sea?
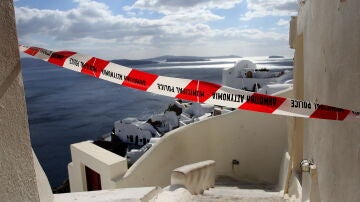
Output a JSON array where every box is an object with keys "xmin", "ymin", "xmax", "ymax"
[{"xmin": 21, "ymin": 56, "xmax": 293, "ymax": 187}]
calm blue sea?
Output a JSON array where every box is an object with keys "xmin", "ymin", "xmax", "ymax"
[{"xmin": 21, "ymin": 56, "xmax": 292, "ymax": 187}]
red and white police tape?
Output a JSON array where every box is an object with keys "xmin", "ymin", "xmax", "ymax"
[{"xmin": 19, "ymin": 45, "xmax": 360, "ymax": 121}]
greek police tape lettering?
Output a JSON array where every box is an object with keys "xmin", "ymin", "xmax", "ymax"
[{"xmin": 19, "ymin": 45, "xmax": 360, "ymax": 121}]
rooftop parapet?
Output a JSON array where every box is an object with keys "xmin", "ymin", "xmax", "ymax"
[{"xmin": 68, "ymin": 141, "xmax": 128, "ymax": 192}]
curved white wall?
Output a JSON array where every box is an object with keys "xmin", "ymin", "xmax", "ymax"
[{"xmin": 115, "ymin": 89, "xmax": 293, "ymax": 188}]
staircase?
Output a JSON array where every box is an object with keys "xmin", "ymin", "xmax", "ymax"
[{"xmin": 192, "ymin": 176, "xmax": 285, "ymax": 202}]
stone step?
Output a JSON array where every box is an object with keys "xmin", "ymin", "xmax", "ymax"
[
  {"xmin": 192, "ymin": 176, "xmax": 284, "ymax": 202},
  {"xmin": 192, "ymin": 186, "xmax": 284, "ymax": 202}
]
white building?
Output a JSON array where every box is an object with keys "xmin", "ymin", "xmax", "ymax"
[
  {"xmin": 114, "ymin": 118, "xmax": 160, "ymax": 146},
  {"xmin": 222, "ymin": 60, "xmax": 293, "ymax": 93}
]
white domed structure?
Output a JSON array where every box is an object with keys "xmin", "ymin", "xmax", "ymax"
[{"xmin": 222, "ymin": 59, "xmax": 293, "ymax": 93}]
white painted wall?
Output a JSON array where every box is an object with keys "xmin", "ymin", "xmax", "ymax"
[
  {"xmin": 298, "ymin": 1, "xmax": 360, "ymax": 201},
  {"xmin": 112, "ymin": 89, "xmax": 292, "ymax": 188},
  {"xmin": 33, "ymin": 151, "xmax": 54, "ymax": 202},
  {"xmin": 0, "ymin": 0, "xmax": 41, "ymax": 201},
  {"xmin": 68, "ymin": 141, "xmax": 128, "ymax": 192}
]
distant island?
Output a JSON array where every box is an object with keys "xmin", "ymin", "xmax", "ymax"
[
  {"xmin": 268, "ymin": 56, "xmax": 284, "ymax": 58},
  {"xmin": 147, "ymin": 55, "xmax": 241, "ymax": 62},
  {"xmin": 111, "ymin": 59, "xmax": 158, "ymax": 66},
  {"xmin": 165, "ymin": 57, "xmax": 210, "ymax": 62},
  {"xmin": 205, "ymin": 55, "xmax": 241, "ymax": 59}
]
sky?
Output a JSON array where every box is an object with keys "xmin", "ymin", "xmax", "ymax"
[{"xmin": 15, "ymin": 0, "xmax": 297, "ymax": 59}]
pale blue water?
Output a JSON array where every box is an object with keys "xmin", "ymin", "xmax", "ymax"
[{"xmin": 21, "ymin": 57, "xmax": 292, "ymax": 187}]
